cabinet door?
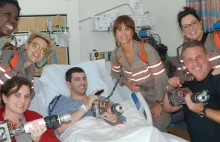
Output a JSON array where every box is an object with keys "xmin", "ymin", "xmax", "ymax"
[{"xmin": 16, "ymin": 15, "xmax": 66, "ymax": 32}]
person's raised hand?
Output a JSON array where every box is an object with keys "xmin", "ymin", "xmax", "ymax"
[
  {"xmin": 168, "ymin": 77, "xmax": 182, "ymax": 88},
  {"xmin": 85, "ymin": 90, "xmax": 100, "ymax": 110},
  {"xmin": 101, "ymin": 112, "xmax": 118, "ymax": 123},
  {"xmin": 30, "ymin": 122, "xmax": 47, "ymax": 142},
  {"xmin": 185, "ymin": 94, "xmax": 204, "ymax": 113}
]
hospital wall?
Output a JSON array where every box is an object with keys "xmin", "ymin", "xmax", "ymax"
[
  {"xmin": 79, "ymin": 0, "xmax": 186, "ymax": 61},
  {"xmin": 19, "ymin": 0, "xmax": 185, "ymax": 64}
]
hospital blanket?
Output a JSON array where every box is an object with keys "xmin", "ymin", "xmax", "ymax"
[{"xmin": 60, "ymin": 117, "xmax": 180, "ymax": 142}]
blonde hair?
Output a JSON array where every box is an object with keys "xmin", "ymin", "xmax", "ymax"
[{"xmin": 26, "ymin": 31, "xmax": 55, "ymax": 56}]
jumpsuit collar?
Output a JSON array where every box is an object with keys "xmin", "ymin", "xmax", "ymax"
[
  {"xmin": 132, "ymin": 40, "xmax": 148, "ymax": 69},
  {"xmin": 116, "ymin": 40, "xmax": 146, "ymax": 70}
]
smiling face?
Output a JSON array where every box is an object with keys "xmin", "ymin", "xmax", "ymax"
[
  {"xmin": 183, "ymin": 46, "xmax": 211, "ymax": 81},
  {"xmin": 181, "ymin": 14, "xmax": 203, "ymax": 40},
  {"xmin": 115, "ymin": 23, "xmax": 133, "ymax": 46},
  {"xmin": 67, "ymin": 72, "xmax": 88, "ymax": 96},
  {"xmin": 25, "ymin": 37, "xmax": 48, "ymax": 63},
  {"xmin": 0, "ymin": 3, "xmax": 19, "ymax": 37},
  {"xmin": 3, "ymin": 85, "xmax": 31, "ymax": 115}
]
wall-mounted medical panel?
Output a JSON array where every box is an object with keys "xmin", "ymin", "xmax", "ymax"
[
  {"xmin": 91, "ymin": 15, "xmax": 154, "ymax": 32},
  {"xmin": 130, "ymin": 15, "xmax": 154, "ymax": 31},
  {"xmin": 91, "ymin": 16, "xmax": 115, "ymax": 32}
]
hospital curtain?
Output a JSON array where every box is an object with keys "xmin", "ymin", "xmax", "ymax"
[{"xmin": 186, "ymin": 0, "xmax": 220, "ymax": 32}]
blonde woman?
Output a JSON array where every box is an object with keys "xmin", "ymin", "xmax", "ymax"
[{"xmin": 0, "ymin": 31, "xmax": 54, "ymax": 83}]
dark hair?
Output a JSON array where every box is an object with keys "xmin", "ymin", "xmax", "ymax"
[
  {"xmin": 181, "ymin": 40, "xmax": 207, "ymax": 59},
  {"xmin": 113, "ymin": 15, "xmax": 140, "ymax": 47},
  {"xmin": 0, "ymin": 0, "xmax": 21, "ymax": 16},
  {"xmin": 65, "ymin": 67, "xmax": 85, "ymax": 82},
  {"xmin": 1, "ymin": 76, "xmax": 32, "ymax": 104},
  {"xmin": 177, "ymin": 7, "xmax": 201, "ymax": 28}
]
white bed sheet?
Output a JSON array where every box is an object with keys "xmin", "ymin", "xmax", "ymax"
[
  {"xmin": 60, "ymin": 117, "xmax": 167, "ymax": 142},
  {"xmin": 60, "ymin": 100, "xmax": 187, "ymax": 142}
]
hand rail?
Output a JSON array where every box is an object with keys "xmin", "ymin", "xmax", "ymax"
[{"xmin": 135, "ymin": 91, "xmax": 153, "ymax": 126}]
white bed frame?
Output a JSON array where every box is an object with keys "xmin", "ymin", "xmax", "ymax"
[{"xmin": 134, "ymin": 91, "xmax": 153, "ymax": 126}]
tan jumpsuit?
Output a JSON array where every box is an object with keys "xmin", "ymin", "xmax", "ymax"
[
  {"xmin": 0, "ymin": 50, "xmax": 35, "ymax": 82},
  {"xmin": 111, "ymin": 40, "xmax": 170, "ymax": 132}
]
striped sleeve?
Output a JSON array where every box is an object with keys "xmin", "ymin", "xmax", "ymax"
[
  {"xmin": 110, "ymin": 48, "xmax": 126, "ymax": 85},
  {"xmin": 144, "ymin": 43, "xmax": 168, "ymax": 101}
]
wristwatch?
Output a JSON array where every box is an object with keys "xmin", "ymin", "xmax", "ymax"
[{"xmin": 198, "ymin": 106, "xmax": 206, "ymax": 117}]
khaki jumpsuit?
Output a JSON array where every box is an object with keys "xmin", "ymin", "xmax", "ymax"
[
  {"xmin": 111, "ymin": 40, "xmax": 170, "ymax": 132},
  {"xmin": 0, "ymin": 50, "xmax": 35, "ymax": 81}
]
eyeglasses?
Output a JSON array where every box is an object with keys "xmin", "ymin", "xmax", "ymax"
[
  {"xmin": 31, "ymin": 42, "xmax": 47, "ymax": 55},
  {"xmin": 181, "ymin": 20, "xmax": 199, "ymax": 31}
]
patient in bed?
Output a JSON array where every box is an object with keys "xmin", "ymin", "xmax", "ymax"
[{"xmin": 48, "ymin": 67, "xmax": 126, "ymax": 136}]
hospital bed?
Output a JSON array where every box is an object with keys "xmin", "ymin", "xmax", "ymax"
[{"xmin": 29, "ymin": 60, "xmax": 188, "ymax": 142}]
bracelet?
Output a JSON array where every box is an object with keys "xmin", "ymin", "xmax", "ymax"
[
  {"xmin": 81, "ymin": 104, "xmax": 88, "ymax": 112},
  {"xmin": 111, "ymin": 117, "xmax": 118, "ymax": 123}
]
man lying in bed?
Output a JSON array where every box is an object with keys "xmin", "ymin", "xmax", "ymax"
[{"xmin": 48, "ymin": 67, "xmax": 126, "ymax": 136}]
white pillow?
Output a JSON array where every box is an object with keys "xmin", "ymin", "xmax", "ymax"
[
  {"xmin": 39, "ymin": 64, "xmax": 71, "ymax": 96},
  {"xmin": 39, "ymin": 60, "xmax": 119, "ymax": 98}
]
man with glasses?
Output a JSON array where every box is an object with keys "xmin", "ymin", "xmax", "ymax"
[{"xmin": 163, "ymin": 40, "xmax": 220, "ymax": 142}]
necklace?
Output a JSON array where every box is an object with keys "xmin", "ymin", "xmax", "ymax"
[{"xmin": 35, "ymin": 61, "xmax": 48, "ymax": 69}]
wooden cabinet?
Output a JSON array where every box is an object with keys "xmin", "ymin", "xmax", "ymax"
[{"xmin": 16, "ymin": 15, "xmax": 66, "ymax": 32}]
